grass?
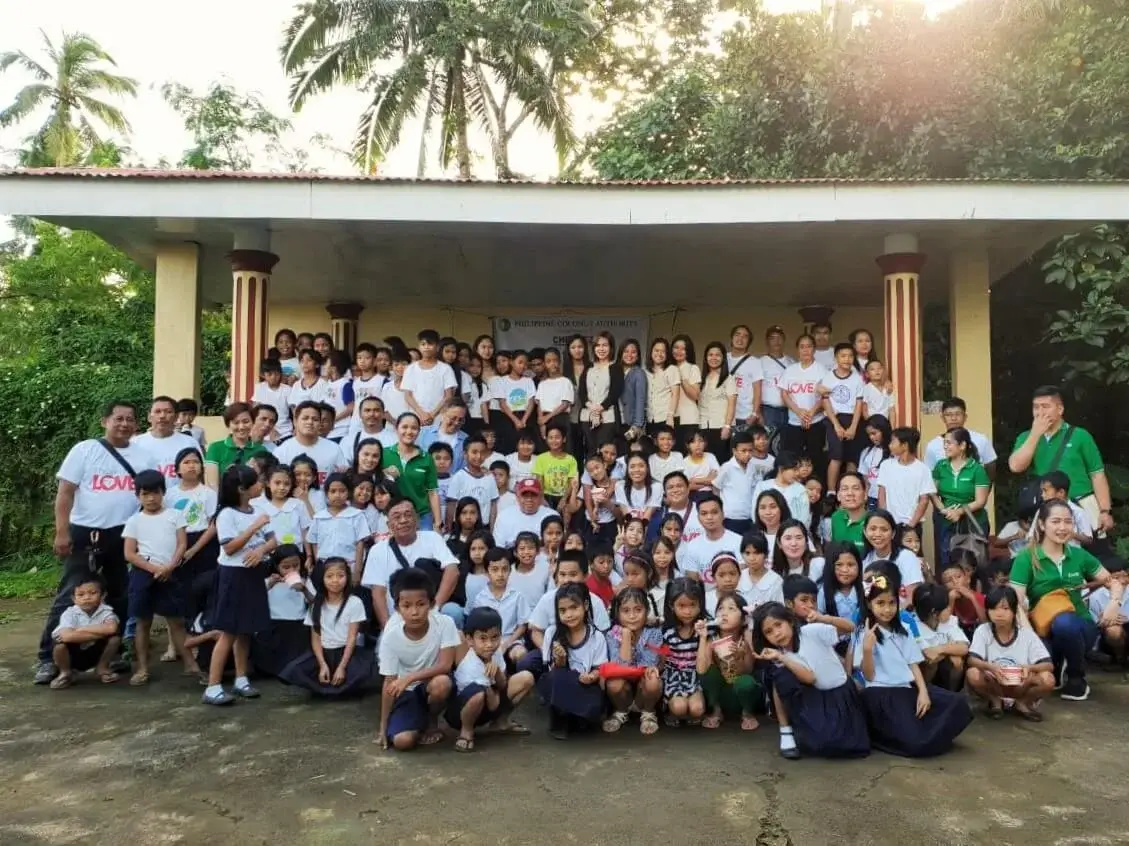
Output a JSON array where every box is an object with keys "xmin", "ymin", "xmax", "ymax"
[{"xmin": 0, "ymin": 553, "xmax": 60, "ymax": 600}]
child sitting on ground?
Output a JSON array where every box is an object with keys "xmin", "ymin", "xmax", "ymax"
[
  {"xmin": 910, "ymin": 583, "xmax": 969, "ymax": 692},
  {"xmin": 280, "ymin": 557, "xmax": 371, "ymax": 696},
  {"xmin": 662, "ymin": 577, "xmax": 708, "ymax": 726},
  {"xmin": 253, "ymin": 545, "xmax": 315, "ymax": 678},
  {"xmin": 603, "ymin": 587, "xmax": 664, "ymax": 735},
  {"xmin": 1088, "ymin": 556, "xmax": 1129, "ymax": 670},
  {"xmin": 937, "ymin": 557, "xmax": 986, "ymax": 639},
  {"xmin": 448, "ymin": 607, "xmax": 535, "ymax": 752},
  {"xmin": 967, "ymin": 586, "xmax": 1055, "ymax": 721},
  {"xmin": 466, "ymin": 547, "xmax": 531, "ymax": 667},
  {"xmin": 49, "ymin": 577, "xmax": 122, "ymax": 689},
  {"xmin": 538, "ymin": 582, "xmax": 608, "ymax": 740},
  {"xmin": 698, "ymin": 592, "xmax": 761, "ymax": 731},
  {"xmin": 123, "ymin": 469, "xmax": 199, "ymax": 686},
  {"xmin": 378, "ymin": 568, "xmax": 458, "ymax": 750}
]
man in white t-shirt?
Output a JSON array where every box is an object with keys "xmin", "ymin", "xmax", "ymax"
[
  {"xmin": 493, "ymin": 478, "xmax": 559, "ymax": 547},
  {"xmin": 811, "ymin": 321, "xmax": 837, "ymax": 370},
  {"xmin": 727, "ymin": 324, "xmax": 764, "ymax": 430},
  {"xmin": 35, "ymin": 400, "xmax": 158, "ymax": 684},
  {"xmin": 401, "ymin": 330, "xmax": 458, "ymax": 426},
  {"xmin": 676, "ymin": 494, "xmax": 743, "ymax": 589},
  {"xmin": 345, "ymin": 396, "xmax": 399, "ymax": 457},
  {"xmin": 132, "ymin": 396, "xmax": 200, "ymax": 487},
  {"xmin": 272, "ymin": 401, "xmax": 349, "ymax": 485},
  {"xmin": 922, "ymin": 397, "xmax": 998, "ymax": 477},
  {"xmin": 360, "ymin": 498, "xmax": 461, "ymax": 627},
  {"xmin": 759, "ymin": 326, "xmax": 796, "ymax": 433}
]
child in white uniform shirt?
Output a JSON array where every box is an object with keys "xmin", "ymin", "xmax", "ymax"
[
  {"xmin": 307, "ymin": 474, "xmax": 370, "ymax": 582},
  {"xmin": 715, "ymin": 432, "xmax": 759, "ymax": 533},
  {"xmin": 1087, "ymin": 558, "xmax": 1129, "ymax": 667},
  {"xmin": 49, "ymin": 577, "xmax": 122, "ymax": 688},
  {"xmin": 538, "ymin": 582, "xmax": 610, "ymax": 739},
  {"xmin": 876, "ymin": 427, "xmax": 935, "ymax": 528},
  {"xmin": 449, "ymin": 607, "xmax": 536, "ymax": 750},
  {"xmin": 252, "ymin": 359, "xmax": 293, "ymax": 439},
  {"xmin": 467, "ymin": 548, "xmax": 531, "ymax": 667},
  {"xmin": 253, "ymin": 545, "xmax": 314, "ymax": 678},
  {"xmin": 520, "ymin": 550, "xmax": 611, "ymax": 679},
  {"xmin": 280, "ymin": 557, "xmax": 371, "ymax": 696},
  {"xmin": 401, "ymin": 330, "xmax": 458, "ymax": 424}
]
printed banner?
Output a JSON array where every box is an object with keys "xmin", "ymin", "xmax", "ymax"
[{"xmin": 492, "ymin": 315, "xmax": 650, "ymax": 352}]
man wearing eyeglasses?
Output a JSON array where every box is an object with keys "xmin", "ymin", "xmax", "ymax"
[{"xmin": 419, "ymin": 402, "xmax": 470, "ymax": 473}]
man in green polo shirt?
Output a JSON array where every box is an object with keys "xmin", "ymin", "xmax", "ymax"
[
  {"xmin": 1008, "ymin": 385, "xmax": 1114, "ymax": 535},
  {"xmin": 829, "ymin": 471, "xmax": 867, "ymax": 551}
]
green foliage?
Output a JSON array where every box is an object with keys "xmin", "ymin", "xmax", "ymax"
[
  {"xmin": 162, "ymin": 81, "xmax": 293, "ymax": 171},
  {"xmin": 0, "ymin": 30, "xmax": 137, "ymax": 167},
  {"xmin": 0, "ymin": 222, "xmax": 229, "ymax": 553},
  {"xmin": 0, "ymin": 556, "xmax": 61, "ymax": 600}
]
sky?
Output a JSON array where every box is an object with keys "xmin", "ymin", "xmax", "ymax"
[{"xmin": 0, "ymin": 0, "xmax": 967, "ymax": 179}]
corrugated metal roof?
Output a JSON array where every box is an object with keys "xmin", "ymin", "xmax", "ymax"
[{"xmin": 1, "ymin": 167, "xmax": 1127, "ymax": 187}]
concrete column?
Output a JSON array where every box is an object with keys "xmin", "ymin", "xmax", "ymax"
[
  {"xmin": 327, "ymin": 302, "xmax": 364, "ymax": 355},
  {"xmin": 877, "ymin": 234, "xmax": 926, "ymax": 430},
  {"xmin": 949, "ymin": 249, "xmax": 993, "ymax": 436},
  {"xmin": 153, "ymin": 242, "xmax": 201, "ymax": 400},
  {"xmin": 229, "ymin": 249, "xmax": 279, "ymax": 402}
]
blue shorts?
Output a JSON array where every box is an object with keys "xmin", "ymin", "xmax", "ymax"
[
  {"xmin": 385, "ymin": 686, "xmax": 432, "ymax": 740},
  {"xmin": 446, "ymin": 682, "xmax": 508, "ymax": 729},
  {"xmin": 127, "ymin": 567, "xmax": 185, "ymax": 620}
]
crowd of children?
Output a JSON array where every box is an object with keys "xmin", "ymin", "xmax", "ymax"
[{"xmin": 42, "ymin": 322, "xmax": 1129, "ymax": 761}]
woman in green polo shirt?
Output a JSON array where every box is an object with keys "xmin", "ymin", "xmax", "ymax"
[
  {"xmin": 1010, "ymin": 499, "xmax": 1124, "ymax": 702},
  {"xmin": 930, "ymin": 428, "xmax": 990, "ymax": 566},
  {"xmin": 204, "ymin": 402, "xmax": 268, "ymax": 489},
  {"xmin": 382, "ymin": 412, "xmax": 442, "ymax": 532}
]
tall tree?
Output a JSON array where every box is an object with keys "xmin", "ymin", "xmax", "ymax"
[
  {"xmin": 281, "ymin": 0, "xmax": 594, "ymax": 178},
  {"xmin": 0, "ymin": 31, "xmax": 137, "ymax": 167}
]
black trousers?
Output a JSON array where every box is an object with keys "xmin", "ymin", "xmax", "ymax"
[
  {"xmin": 38, "ymin": 524, "xmax": 128, "ymax": 662},
  {"xmin": 782, "ymin": 423, "xmax": 827, "ymax": 477}
]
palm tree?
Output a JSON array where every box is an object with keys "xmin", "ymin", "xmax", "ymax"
[
  {"xmin": 281, "ymin": 0, "xmax": 591, "ymax": 178},
  {"xmin": 0, "ymin": 31, "xmax": 137, "ymax": 167}
]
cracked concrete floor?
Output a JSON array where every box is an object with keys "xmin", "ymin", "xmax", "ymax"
[{"xmin": 2, "ymin": 599, "xmax": 1128, "ymax": 846}]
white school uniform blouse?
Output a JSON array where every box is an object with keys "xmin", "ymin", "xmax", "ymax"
[
  {"xmin": 697, "ymin": 373, "xmax": 737, "ymax": 429},
  {"xmin": 289, "ymin": 377, "xmax": 330, "ymax": 408},
  {"xmin": 380, "ymin": 380, "xmax": 410, "ymax": 421},
  {"xmin": 267, "ymin": 581, "xmax": 308, "ymax": 620},
  {"xmin": 674, "ymin": 362, "xmax": 702, "ymax": 425},
  {"xmin": 463, "ymin": 375, "xmax": 490, "ymax": 420},
  {"xmin": 216, "ymin": 508, "xmax": 274, "ymax": 568},
  {"xmin": 795, "ymin": 622, "xmax": 849, "ymax": 689},
  {"xmin": 715, "ymin": 458, "xmax": 757, "ymax": 521},
  {"xmin": 305, "ymin": 595, "xmax": 367, "ymax": 649},
  {"xmin": 738, "ymin": 569, "xmax": 784, "ymax": 610},
  {"xmin": 251, "ymin": 496, "xmax": 311, "ymax": 549},
  {"xmin": 753, "ymin": 479, "xmax": 811, "ymax": 528},
  {"xmin": 614, "ymin": 480, "xmax": 663, "ymax": 518},
  {"xmin": 308, "ymin": 507, "xmax": 369, "ymax": 565},
  {"xmin": 455, "ymin": 648, "xmax": 506, "ymax": 692},
  {"xmin": 508, "ymin": 559, "xmax": 552, "ymax": 607},
  {"xmin": 851, "ymin": 628, "xmax": 922, "ymax": 687},
  {"xmin": 862, "ymin": 548, "xmax": 925, "ymax": 593},
  {"xmin": 779, "ymin": 361, "xmax": 828, "ymax": 425},
  {"xmin": 506, "ymin": 453, "xmax": 538, "ymax": 489},
  {"xmin": 647, "ymin": 366, "xmax": 681, "ymax": 423},
  {"xmin": 53, "ymin": 602, "xmax": 117, "ymax": 640},
  {"xmin": 541, "ymin": 625, "xmax": 609, "ymax": 672},
  {"xmin": 468, "ymin": 586, "xmax": 532, "ymax": 637},
  {"xmin": 529, "ymin": 588, "xmax": 611, "ymax": 630}
]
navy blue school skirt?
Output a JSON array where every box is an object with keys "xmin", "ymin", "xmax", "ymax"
[
  {"xmin": 536, "ymin": 668, "xmax": 605, "ymax": 722},
  {"xmin": 862, "ymin": 684, "xmax": 973, "ymax": 758},
  {"xmin": 251, "ymin": 619, "xmax": 310, "ymax": 678},
  {"xmin": 773, "ymin": 668, "xmax": 870, "ymax": 758},
  {"xmin": 278, "ymin": 646, "xmax": 374, "ymax": 696},
  {"xmin": 211, "ymin": 565, "xmax": 271, "ymax": 635}
]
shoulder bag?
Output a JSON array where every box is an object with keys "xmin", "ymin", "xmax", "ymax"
[
  {"xmin": 1029, "ymin": 588, "xmax": 1075, "ymax": 638},
  {"xmin": 1017, "ymin": 425, "xmax": 1071, "ymax": 513},
  {"xmin": 388, "ymin": 538, "xmax": 444, "ymax": 594}
]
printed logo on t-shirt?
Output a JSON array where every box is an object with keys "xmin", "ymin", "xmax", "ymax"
[
  {"xmin": 91, "ymin": 474, "xmax": 135, "ymax": 492},
  {"xmin": 828, "ymin": 382, "xmax": 854, "ymax": 406},
  {"xmin": 157, "ymin": 463, "xmax": 177, "ymax": 479},
  {"xmin": 170, "ymin": 495, "xmax": 204, "ymax": 527},
  {"xmin": 788, "ymin": 382, "xmax": 817, "ymax": 394},
  {"xmin": 508, "ymin": 387, "xmax": 529, "ymax": 410}
]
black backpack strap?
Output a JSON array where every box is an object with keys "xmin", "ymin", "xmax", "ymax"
[
  {"xmin": 98, "ymin": 438, "xmax": 137, "ymax": 478},
  {"xmin": 388, "ymin": 539, "xmax": 412, "ymax": 569}
]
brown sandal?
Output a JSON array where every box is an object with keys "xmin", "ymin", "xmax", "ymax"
[{"xmin": 49, "ymin": 673, "xmax": 73, "ymax": 690}]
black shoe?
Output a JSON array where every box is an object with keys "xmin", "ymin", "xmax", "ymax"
[
  {"xmin": 549, "ymin": 710, "xmax": 569, "ymax": 741},
  {"xmin": 780, "ymin": 746, "xmax": 801, "ymax": 760},
  {"xmin": 1060, "ymin": 678, "xmax": 1091, "ymax": 701},
  {"xmin": 33, "ymin": 661, "xmax": 58, "ymax": 685}
]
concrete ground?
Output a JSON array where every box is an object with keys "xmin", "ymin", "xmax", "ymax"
[{"xmin": 1, "ymin": 599, "xmax": 1127, "ymax": 846}]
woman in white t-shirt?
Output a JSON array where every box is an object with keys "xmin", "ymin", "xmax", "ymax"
[
  {"xmin": 849, "ymin": 329, "xmax": 876, "ymax": 381},
  {"xmin": 697, "ymin": 341, "xmax": 738, "ymax": 464},
  {"xmin": 671, "ymin": 334, "xmax": 701, "ymax": 449},
  {"xmin": 778, "ymin": 335, "xmax": 828, "ymax": 476},
  {"xmin": 646, "ymin": 338, "xmax": 681, "ymax": 436}
]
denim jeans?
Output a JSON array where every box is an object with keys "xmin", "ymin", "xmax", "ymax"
[
  {"xmin": 418, "ymin": 513, "xmax": 434, "ymax": 532},
  {"xmin": 1046, "ymin": 612, "xmax": 1100, "ymax": 682},
  {"xmin": 761, "ymin": 406, "xmax": 788, "ymax": 434}
]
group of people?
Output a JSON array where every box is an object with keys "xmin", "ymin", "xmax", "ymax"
[{"xmin": 33, "ymin": 322, "xmax": 1128, "ymax": 759}]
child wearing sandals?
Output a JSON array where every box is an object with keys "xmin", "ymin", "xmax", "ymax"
[
  {"xmin": 698, "ymin": 592, "xmax": 761, "ymax": 731},
  {"xmin": 603, "ymin": 587, "xmax": 664, "ymax": 736},
  {"xmin": 662, "ymin": 577, "xmax": 708, "ymax": 725},
  {"xmin": 538, "ymin": 582, "xmax": 609, "ymax": 740},
  {"xmin": 378, "ymin": 567, "xmax": 458, "ymax": 750},
  {"xmin": 49, "ymin": 577, "xmax": 122, "ymax": 689},
  {"xmin": 123, "ymin": 469, "xmax": 201, "ymax": 686},
  {"xmin": 752, "ymin": 602, "xmax": 869, "ymax": 759},
  {"xmin": 848, "ymin": 571, "xmax": 973, "ymax": 757},
  {"xmin": 967, "ymin": 586, "xmax": 1054, "ymax": 722},
  {"xmin": 449, "ymin": 607, "xmax": 535, "ymax": 752},
  {"xmin": 466, "ymin": 547, "xmax": 531, "ymax": 668}
]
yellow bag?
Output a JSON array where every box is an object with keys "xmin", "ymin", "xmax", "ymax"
[{"xmin": 1029, "ymin": 589, "xmax": 1075, "ymax": 638}]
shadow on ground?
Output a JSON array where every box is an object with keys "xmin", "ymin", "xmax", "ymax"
[{"xmin": 1, "ymin": 600, "xmax": 1127, "ymax": 846}]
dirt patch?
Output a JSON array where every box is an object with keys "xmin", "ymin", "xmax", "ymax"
[{"xmin": 2, "ymin": 600, "xmax": 1128, "ymax": 845}]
